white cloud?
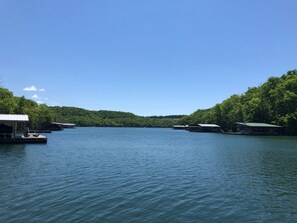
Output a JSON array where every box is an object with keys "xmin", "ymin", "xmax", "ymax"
[
  {"xmin": 23, "ymin": 86, "xmax": 46, "ymax": 92},
  {"xmin": 23, "ymin": 86, "xmax": 37, "ymax": 91},
  {"xmin": 36, "ymin": 101, "xmax": 44, "ymax": 104},
  {"xmin": 31, "ymin": 94, "xmax": 39, "ymax": 99}
]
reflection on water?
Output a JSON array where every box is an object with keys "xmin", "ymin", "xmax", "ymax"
[
  {"xmin": 0, "ymin": 144, "xmax": 26, "ymax": 151},
  {"xmin": 0, "ymin": 144, "xmax": 26, "ymax": 164},
  {"xmin": 0, "ymin": 128, "xmax": 297, "ymax": 222}
]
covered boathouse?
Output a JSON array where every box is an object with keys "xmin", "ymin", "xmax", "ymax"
[
  {"xmin": 0, "ymin": 114, "xmax": 47, "ymax": 144},
  {"xmin": 51, "ymin": 122, "xmax": 76, "ymax": 128},
  {"xmin": 235, "ymin": 122, "xmax": 283, "ymax": 135},
  {"xmin": 187, "ymin": 124, "xmax": 222, "ymax": 132},
  {"xmin": 172, "ymin": 125, "xmax": 188, "ymax": 130}
]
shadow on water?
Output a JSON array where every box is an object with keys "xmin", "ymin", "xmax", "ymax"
[{"xmin": 0, "ymin": 144, "xmax": 26, "ymax": 156}]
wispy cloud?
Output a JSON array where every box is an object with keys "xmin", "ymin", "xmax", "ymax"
[
  {"xmin": 31, "ymin": 94, "xmax": 39, "ymax": 99},
  {"xmin": 25, "ymin": 86, "xmax": 47, "ymax": 104},
  {"xmin": 23, "ymin": 86, "xmax": 37, "ymax": 91},
  {"xmin": 23, "ymin": 86, "xmax": 46, "ymax": 92}
]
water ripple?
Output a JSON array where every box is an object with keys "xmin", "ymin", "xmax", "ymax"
[{"xmin": 1, "ymin": 128, "xmax": 297, "ymax": 222}]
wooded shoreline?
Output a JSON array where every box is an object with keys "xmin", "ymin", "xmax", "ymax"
[{"xmin": 1, "ymin": 70, "xmax": 296, "ymax": 135}]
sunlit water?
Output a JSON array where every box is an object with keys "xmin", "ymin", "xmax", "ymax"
[{"xmin": 1, "ymin": 128, "xmax": 297, "ymax": 222}]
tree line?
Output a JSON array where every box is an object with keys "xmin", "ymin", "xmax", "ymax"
[
  {"xmin": 0, "ymin": 88, "xmax": 182, "ymax": 128},
  {"xmin": 50, "ymin": 106, "xmax": 183, "ymax": 127},
  {"xmin": 177, "ymin": 70, "xmax": 297, "ymax": 135}
]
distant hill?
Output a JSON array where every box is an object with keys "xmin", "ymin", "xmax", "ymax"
[
  {"xmin": 0, "ymin": 87, "xmax": 183, "ymax": 128},
  {"xmin": 50, "ymin": 106, "xmax": 184, "ymax": 128},
  {"xmin": 177, "ymin": 70, "xmax": 297, "ymax": 135}
]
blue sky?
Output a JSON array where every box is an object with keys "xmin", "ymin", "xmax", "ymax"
[{"xmin": 0, "ymin": 0, "xmax": 296, "ymax": 116}]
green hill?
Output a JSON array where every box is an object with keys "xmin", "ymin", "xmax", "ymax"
[
  {"xmin": 177, "ymin": 70, "xmax": 297, "ymax": 135},
  {"xmin": 50, "ymin": 106, "xmax": 183, "ymax": 127},
  {"xmin": 0, "ymin": 88, "xmax": 183, "ymax": 128}
]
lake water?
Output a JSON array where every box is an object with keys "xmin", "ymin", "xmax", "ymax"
[{"xmin": 1, "ymin": 127, "xmax": 297, "ymax": 222}]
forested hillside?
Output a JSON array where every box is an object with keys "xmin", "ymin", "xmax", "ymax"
[
  {"xmin": 50, "ymin": 106, "xmax": 183, "ymax": 127},
  {"xmin": 178, "ymin": 70, "xmax": 297, "ymax": 135},
  {"xmin": 0, "ymin": 88, "xmax": 182, "ymax": 128}
]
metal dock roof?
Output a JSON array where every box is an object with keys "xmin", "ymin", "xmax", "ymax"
[
  {"xmin": 51, "ymin": 122, "xmax": 76, "ymax": 126},
  {"xmin": 236, "ymin": 122, "xmax": 282, "ymax": 128},
  {"xmin": 0, "ymin": 114, "xmax": 29, "ymax": 122},
  {"xmin": 199, "ymin": 124, "xmax": 221, "ymax": 128}
]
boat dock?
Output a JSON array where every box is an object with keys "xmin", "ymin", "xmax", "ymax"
[
  {"xmin": 0, "ymin": 114, "xmax": 47, "ymax": 144},
  {"xmin": 172, "ymin": 125, "xmax": 188, "ymax": 130},
  {"xmin": 187, "ymin": 124, "xmax": 222, "ymax": 133},
  {"xmin": 51, "ymin": 122, "xmax": 76, "ymax": 128},
  {"xmin": 0, "ymin": 134, "xmax": 47, "ymax": 144}
]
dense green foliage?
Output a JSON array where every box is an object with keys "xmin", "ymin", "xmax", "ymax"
[
  {"xmin": 50, "ymin": 106, "xmax": 183, "ymax": 127},
  {"xmin": 178, "ymin": 70, "xmax": 297, "ymax": 135},
  {"xmin": 0, "ymin": 88, "xmax": 54, "ymax": 128}
]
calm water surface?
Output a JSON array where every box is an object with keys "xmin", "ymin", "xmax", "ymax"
[{"xmin": 1, "ymin": 128, "xmax": 297, "ymax": 222}]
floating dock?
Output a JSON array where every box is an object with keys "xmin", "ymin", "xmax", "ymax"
[{"xmin": 0, "ymin": 135, "xmax": 47, "ymax": 144}]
